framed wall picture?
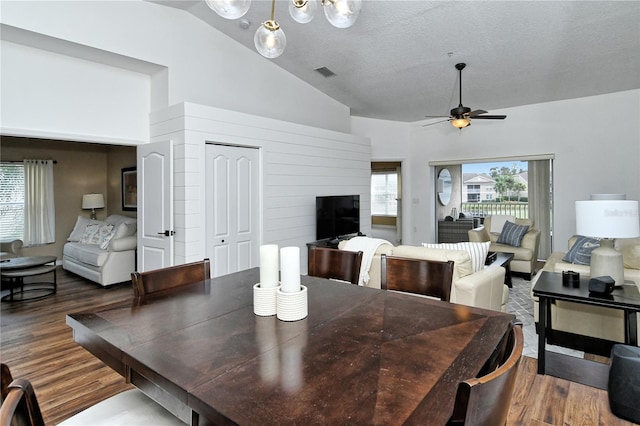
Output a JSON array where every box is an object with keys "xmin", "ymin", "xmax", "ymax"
[{"xmin": 122, "ymin": 167, "xmax": 137, "ymax": 211}]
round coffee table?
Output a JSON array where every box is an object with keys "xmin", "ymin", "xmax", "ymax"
[{"xmin": 1, "ymin": 255, "xmax": 57, "ymax": 302}]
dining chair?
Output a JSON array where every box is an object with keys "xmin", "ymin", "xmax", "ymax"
[
  {"xmin": 307, "ymin": 246, "xmax": 363, "ymax": 285},
  {"xmin": 1, "ymin": 363, "xmax": 12, "ymax": 403},
  {"xmin": 0, "ymin": 364, "xmax": 186, "ymax": 426},
  {"xmin": 446, "ymin": 322, "xmax": 524, "ymax": 426},
  {"xmin": 131, "ymin": 258, "xmax": 211, "ymax": 298},
  {"xmin": 380, "ymin": 254, "xmax": 454, "ymax": 301}
]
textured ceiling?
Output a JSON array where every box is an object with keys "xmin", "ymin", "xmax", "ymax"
[{"xmin": 152, "ymin": 1, "xmax": 640, "ymax": 123}]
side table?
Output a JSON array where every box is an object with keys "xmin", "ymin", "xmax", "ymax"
[
  {"xmin": 1, "ymin": 255, "xmax": 58, "ymax": 302},
  {"xmin": 533, "ymin": 271, "xmax": 640, "ymax": 389}
]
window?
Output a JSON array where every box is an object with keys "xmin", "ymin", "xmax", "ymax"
[
  {"xmin": 371, "ymin": 172, "xmax": 397, "ymax": 216},
  {"xmin": 0, "ymin": 163, "xmax": 25, "ymax": 240}
]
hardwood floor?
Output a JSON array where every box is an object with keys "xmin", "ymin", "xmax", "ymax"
[{"xmin": 1, "ymin": 267, "xmax": 637, "ymax": 425}]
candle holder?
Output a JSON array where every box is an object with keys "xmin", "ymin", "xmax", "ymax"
[
  {"xmin": 276, "ymin": 285, "xmax": 308, "ymax": 321},
  {"xmin": 253, "ymin": 283, "xmax": 279, "ymax": 316}
]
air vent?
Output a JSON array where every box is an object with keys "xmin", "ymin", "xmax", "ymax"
[{"xmin": 314, "ymin": 67, "xmax": 336, "ymax": 78}]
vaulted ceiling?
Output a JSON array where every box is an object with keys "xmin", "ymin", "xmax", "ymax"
[{"xmin": 153, "ymin": 1, "xmax": 640, "ymax": 123}]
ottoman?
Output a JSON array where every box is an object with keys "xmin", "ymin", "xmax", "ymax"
[{"xmin": 608, "ymin": 344, "xmax": 640, "ymax": 423}]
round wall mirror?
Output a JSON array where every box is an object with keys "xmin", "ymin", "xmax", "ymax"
[{"xmin": 437, "ymin": 168, "xmax": 452, "ymax": 206}]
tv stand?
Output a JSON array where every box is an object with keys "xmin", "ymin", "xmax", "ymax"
[{"xmin": 307, "ymin": 234, "xmax": 363, "ymax": 251}]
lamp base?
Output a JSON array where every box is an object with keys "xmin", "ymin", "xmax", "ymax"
[
  {"xmin": 90, "ymin": 208, "xmax": 97, "ymax": 220},
  {"xmin": 590, "ymin": 238, "xmax": 624, "ymax": 285}
]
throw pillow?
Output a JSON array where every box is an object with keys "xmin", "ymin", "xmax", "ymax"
[
  {"xmin": 80, "ymin": 224, "xmax": 101, "ymax": 244},
  {"xmin": 80, "ymin": 223, "xmax": 114, "ymax": 245},
  {"xmin": 68, "ymin": 216, "xmax": 91, "ymax": 242},
  {"xmin": 496, "ymin": 221, "xmax": 529, "ymax": 247},
  {"xmin": 422, "ymin": 241, "xmax": 490, "ymax": 273},
  {"xmin": 562, "ymin": 235, "xmax": 600, "ymax": 265},
  {"xmin": 99, "ymin": 226, "xmax": 118, "ymax": 249},
  {"xmin": 113, "ymin": 222, "xmax": 136, "ymax": 240}
]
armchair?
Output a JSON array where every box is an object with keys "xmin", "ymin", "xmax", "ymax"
[
  {"xmin": 468, "ymin": 216, "xmax": 540, "ymax": 279},
  {"xmin": 0, "ymin": 240, "xmax": 23, "ymax": 260}
]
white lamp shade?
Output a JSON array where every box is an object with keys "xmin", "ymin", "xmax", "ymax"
[
  {"xmin": 575, "ymin": 200, "xmax": 640, "ymax": 238},
  {"xmin": 82, "ymin": 193, "xmax": 105, "ymax": 209}
]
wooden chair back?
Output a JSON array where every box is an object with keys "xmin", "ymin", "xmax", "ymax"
[
  {"xmin": 447, "ymin": 323, "xmax": 524, "ymax": 426},
  {"xmin": 380, "ymin": 255, "xmax": 454, "ymax": 301},
  {"xmin": 0, "ymin": 364, "xmax": 45, "ymax": 426},
  {"xmin": 308, "ymin": 246, "xmax": 363, "ymax": 285},
  {"xmin": 131, "ymin": 258, "xmax": 211, "ymax": 298},
  {"xmin": 1, "ymin": 363, "xmax": 13, "ymax": 404}
]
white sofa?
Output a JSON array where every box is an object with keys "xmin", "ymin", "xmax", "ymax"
[
  {"xmin": 339, "ymin": 241, "xmax": 508, "ymax": 312},
  {"xmin": 63, "ymin": 215, "xmax": 137, "ymax": 286},
  {"xmin": 531, "ymin": 236, "xmax": 640, "ymax": 349}
]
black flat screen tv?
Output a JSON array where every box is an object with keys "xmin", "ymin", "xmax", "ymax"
[{"xmin": 316, "ymin": 195, "xmax": 360, "ymax": 240}]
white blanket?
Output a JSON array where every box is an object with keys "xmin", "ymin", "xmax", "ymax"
[{"xmin": 343, "ymin": 236, "xmax": 392, "ymax": 286}]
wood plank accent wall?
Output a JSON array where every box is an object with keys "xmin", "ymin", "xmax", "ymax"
[{"xmin": 150, "ymin": 103, "xmax": 371, "ymax": 270}]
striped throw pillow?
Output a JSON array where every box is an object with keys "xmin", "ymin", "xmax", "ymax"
[{"xmin": 422, "ymin": 241, "xmax": 491, "ymax": 273}]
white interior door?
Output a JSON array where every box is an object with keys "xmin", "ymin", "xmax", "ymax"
[
  {"xmin": 206, "ymin": 144, "xmax": 260, "ymax": 278},
  {"xmin": 137, "ymin": 140, "xmax": 173, "ymax": 272}
]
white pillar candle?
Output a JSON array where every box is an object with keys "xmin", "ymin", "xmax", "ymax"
[
  {"xmin": 280, "ymin": 246, "xmax": 301, "ymax": 293},
  {"xmin": 260, "ymin": 244, "xmax": 279, "ymax": 288}
]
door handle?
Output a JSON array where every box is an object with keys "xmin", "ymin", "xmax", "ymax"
[{"xmin": 157, "ymin": 230, "xmax": 175, "ymax": 236}]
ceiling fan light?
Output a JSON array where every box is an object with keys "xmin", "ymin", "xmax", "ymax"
[
  {"xmin": 290, "ymin": 0, "xmax": 317, "ymax": 24},
  {"xmin": 205, "ymin": 0, "xmax": 251, "ymax": 19},
  {"xmin": 254, "ymin": 21, "xmax": 286, "ymax": 58},
  {"xmin": 451, "ymin": 117, "xmax": 471, "ymax": 129},
  {"xmin": 323, "ymin": 0, "xmax": 362, "ymax": 28}
]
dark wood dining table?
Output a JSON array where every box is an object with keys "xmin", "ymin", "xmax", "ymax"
[{"xmin": 66, "ymin": 267, "xmax": 514, "ymax": 426}]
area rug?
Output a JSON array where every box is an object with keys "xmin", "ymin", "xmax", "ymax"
[{"xmin": 506, "ymin": 275, "xmax": 583, "ymax": 359}]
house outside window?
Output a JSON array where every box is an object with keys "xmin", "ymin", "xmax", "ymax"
[{"xmin": 0, "ymin": 163, "xmax": 25, "ymax": 240}]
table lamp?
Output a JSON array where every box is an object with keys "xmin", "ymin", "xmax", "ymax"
[
  {"xmin": 82, "ymin": 193, "xmax": 104, "ymax": 219},
  {"xmin": 575, "ymin": 196, "xmax": 640, "ymax": 285}
]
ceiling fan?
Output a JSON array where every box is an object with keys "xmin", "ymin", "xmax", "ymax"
[{"xmin": 424, "ymin": 63, "xmax": 506, "ymax": 129}]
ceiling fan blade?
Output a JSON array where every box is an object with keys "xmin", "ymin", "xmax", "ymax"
[
  {"xmin": 472, "ymin": 115, "xmax": 507, "ymax": 120},
  {"xmin": 422, "ymin": 119, "xmax": 451, "ymax": 127},
  {"xmin": 424, "ymin": 115, "xmax": 451, "ymax": 118},
  {"xmin": 468, "ymin": 109, "xmax": 488, "ymax": 117}
]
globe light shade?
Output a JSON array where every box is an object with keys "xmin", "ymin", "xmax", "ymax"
[
  {"xmin": 205, "ymin": 0, "xmax": 251, "ymax": 19},
  {"xmin": 323, "ymin": 0, "xmax": 362, "ymax": 28},
  {"xmin": 254, "ymin": 22, "xmax": 287, "ymax": 58},
  {"xmin": 289, "ymin": 0, "xmax": 317, "ymax": 24},
  {"xmin": 451, "ymin": 117, "xmax": 471, "ymax": 129}
]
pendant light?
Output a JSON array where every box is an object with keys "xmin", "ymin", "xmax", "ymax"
[
  {"xmin": 289, "ymin": 0, "xmax": 317, "ymax": 24},
  {"xmin": 206, "ymin": 0, "xmax": 362, "ymax": 59},
  {"xmin": 322, "ymin": 0, "xmax": 361, "ymax": 28},
  {"xmin": 204, "ymin": 0, "xmax": 251, "ymax": 20},
  {"xmin": 254, "ymin": 0, "xmax": 286, "ymax": 59}
]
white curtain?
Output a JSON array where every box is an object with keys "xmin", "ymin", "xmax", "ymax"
[{"xmin": 23, "ymin": 159, "xmax": 55, "ymax": 245}]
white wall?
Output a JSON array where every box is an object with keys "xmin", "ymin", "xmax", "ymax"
[
  {"xmin": 356, "ymin": 90, "xmax": 640, "ymax": 253},
  {"xmin": 0, "ymin": 0, "xmax": 352, "ymax": 140},
  {"xmin": 151, "ymin": 103, "xmax": 371, "ymax": 270},
  {"xmin": 351, "ymin": 117, "xmax": 411, "ymax": 242},
  {"xmin": 1, "ymin": 40, "xmax": 151, "ymax": 144}
]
